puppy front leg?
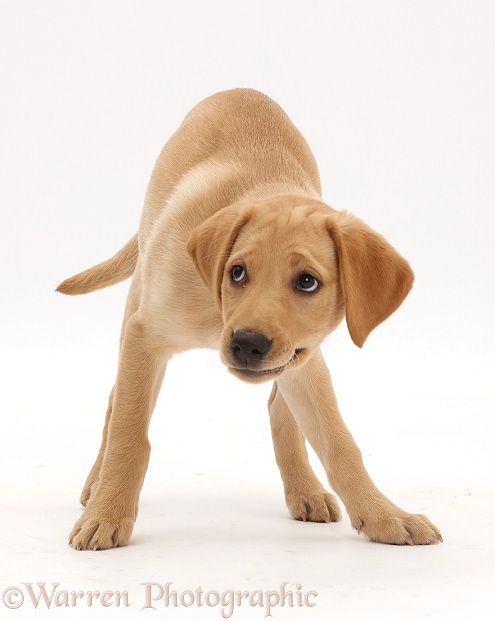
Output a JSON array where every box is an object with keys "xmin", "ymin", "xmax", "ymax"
[
  {"xmin": 268, "ymin": 382, "xmax": 341, "ymax": 523},
  {"xmin": 79, "ymin": 274, "xmax": 145, "ymax": 508},
  {"xmin": 277, "ymin": 350, "xmax": 442, "ymax": 545},
  {"xmin": 69, "ymin": 315, "xmax": 167, "ymax": 551}
]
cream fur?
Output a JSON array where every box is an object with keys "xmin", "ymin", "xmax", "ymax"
[{"xmin": 58, "ymin": 89, "xmax": 441, "ymax": 550}]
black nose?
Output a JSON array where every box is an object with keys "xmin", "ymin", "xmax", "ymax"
[{"xmin": 230, "ymin": 330, "xmax": 272, "ymax": 366}]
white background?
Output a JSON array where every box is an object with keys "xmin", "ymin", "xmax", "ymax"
[{"xmin": 1, "ymin": 1, "xmax": 494, "ymax": 619}]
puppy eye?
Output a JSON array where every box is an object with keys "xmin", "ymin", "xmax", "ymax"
[
  {"xmin": 296, "ymin": 273, "xmax": 320, "ymax": 293},
  {"xmin": 231, "ymin": 265, "xmax": 247, "ymax": 284}
]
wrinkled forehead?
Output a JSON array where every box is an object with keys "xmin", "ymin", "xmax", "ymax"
[{"xmin": 231, "ymin": 203, "xmax": 337, "ymax": 272}]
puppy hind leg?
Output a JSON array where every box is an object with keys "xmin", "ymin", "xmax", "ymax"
[
  {"xmin": 80, "ymin": 387, "xmax": 114, "ymax": 506},
  {"xmin": 268, "ymin": 382, "xmax": 341, "ymax": 523}
]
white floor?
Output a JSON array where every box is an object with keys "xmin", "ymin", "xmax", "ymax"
[{"xmin": 1, "ymin": 349, "xmax": 494, "ymax": 620}]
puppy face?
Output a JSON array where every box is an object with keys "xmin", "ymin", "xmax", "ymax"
[
  {"xmin": 219, "ymin": 201, "xmax": 344, "ymax": 383},
  {"xmin": 187, "ymin": 193, "xmax": 414, "ymax": 384}
]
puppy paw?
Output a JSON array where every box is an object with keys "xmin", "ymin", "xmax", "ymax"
[
  {"xmin": 69, "ymin": 511, "xmax": 134, "ymax": 551},
  {"xmin": 352, "ymin": 508, "xmax": 442, "ymax": 546},
  {"xmin": 287, "ymin": 491, "xmax": 341, "ymax": 523}
]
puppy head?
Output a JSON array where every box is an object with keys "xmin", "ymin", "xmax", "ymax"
[{"xmin": 187, "ymin": 194, "xmax": 413, "ymax": 383}]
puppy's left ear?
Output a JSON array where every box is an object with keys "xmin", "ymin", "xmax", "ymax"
[
  {"xmin": 187, "ymin": 205, "xmax": 253, "ymax": 307},
  {"xmin": 326, "ymin": 211, "xmax": 414, "ymax": 348}
]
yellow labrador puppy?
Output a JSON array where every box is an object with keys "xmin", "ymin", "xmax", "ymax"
[{"xmin": 58, "ymin": 89, "xmax": 442, "ymax": 550}]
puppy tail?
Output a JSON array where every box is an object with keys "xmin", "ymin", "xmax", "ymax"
[{"xmin": 56, "ymin": 234, "xmax": 138, "ymax": 295}]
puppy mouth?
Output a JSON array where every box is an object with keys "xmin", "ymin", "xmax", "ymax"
[{"xmin": 229, "ymin": 349, "xmax": 304, "ymax": 382}]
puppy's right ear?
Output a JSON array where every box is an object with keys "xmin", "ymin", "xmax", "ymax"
[{"xmin": 187, "ymin": 205, "xmax": 253, "ymax": 307}]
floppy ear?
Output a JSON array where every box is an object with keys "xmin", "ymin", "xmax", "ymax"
[
  {"xmin": 187, "ymin": 205, "xmax": 253, "ymax": 306},
  {"xmin": 326, "ymin": 211, "xmax": 414, "ymax": 348}
]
